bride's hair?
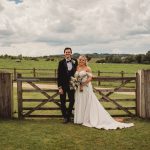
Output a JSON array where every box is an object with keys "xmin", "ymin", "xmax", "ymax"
[{"xmin": 78, "ymin": 55, "xmax": 88, "ymax": 66}]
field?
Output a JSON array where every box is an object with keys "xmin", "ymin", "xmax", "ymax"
[
  {"xmin": 0, "ymin": 58, "xmax": 150, "ymax": 73},
  {"xmin": 0, "ymin": 58, "xmax": 150, "ymax": 150}
]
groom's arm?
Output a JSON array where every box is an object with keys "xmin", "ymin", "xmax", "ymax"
[
  {"xmin": 57, "ymin": 61, "xmax": 64, "ymax": 94},
  {"xmin": 57, "ymin": 61, "xmax": 63, "ymax": 89}
]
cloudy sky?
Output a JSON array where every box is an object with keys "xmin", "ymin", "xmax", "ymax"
[{"xmin": 0, "ymin": 0, "xmax": 150, "ymax": 56}]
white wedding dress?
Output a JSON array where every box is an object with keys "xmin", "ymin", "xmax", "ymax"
[{"xmin": 74, "ymin": 71, "xmax": 134, "ymax": 130}]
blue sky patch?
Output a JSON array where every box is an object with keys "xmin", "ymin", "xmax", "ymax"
[{"xmin": 8, "ymin": 0, "xmax": 23, "ymax": 4}]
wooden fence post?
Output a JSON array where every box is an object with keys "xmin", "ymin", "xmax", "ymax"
[
  {"xmin": 136, "ymin": 70, "xmax": 150, "ymax": 119},
  {"xmin": 54, "ymin": 69, "xmax": 57, "ymax": 83},
  {"xmin": 0, "ymin": 72, "xmax": 13, "ymax": 119},
  {"xmin": 14, "ymin": 68, "xmax": 17, "ymax": 81},
  {"xmin": 33, "ymin": 68, "xmax": 36, "ymax": 77},
  {"xmin": 98, "ymin": 71, "xmax": 101, "ymax": 86},
  {"xmin": 121, "ymin": 71, "xmax": 124, "ymax": 84},
  {"xmin": 17, "ymin": 73, "xmax": 23, "ymax": 119},
  {"xmin": 135, "ymin": 72, "xmax": 139, "ymax": 116},
  {"xmin": 54, "ymin": 69, "xmax": 57, "ymax": 78}
]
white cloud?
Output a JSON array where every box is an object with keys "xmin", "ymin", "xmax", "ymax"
[{"xmin": 0, "ymin": 0, "xmax": 150, "ymax": 56}]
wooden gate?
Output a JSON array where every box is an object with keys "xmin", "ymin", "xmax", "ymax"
[
  {"xmin": 17, "ymin": 74, "xmax": 137, "ymax": 119},
  {"xmin": 17, "ymin": 74, "xmax": 60, "ymax": 119},
  {"xmin": 93, "ymin": 76, "xmax": 137, "ymax": 117}
]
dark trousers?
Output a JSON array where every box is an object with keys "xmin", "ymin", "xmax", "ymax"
[{"xmin": 60, "ymin": 88, "xmax": 75, "ymax": 119}]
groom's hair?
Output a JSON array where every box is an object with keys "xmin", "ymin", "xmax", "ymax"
[{"xmin": 64, "ymin": 47, "xmax": 72, "ymax": 53}]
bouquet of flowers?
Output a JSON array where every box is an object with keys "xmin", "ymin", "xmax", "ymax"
[
  {"xmin": 69, "ymin": 74, "xmax": 88, "ymax": 92},
  {"xmin": 69, "ymin": 76, "xmax": 80, "ymax": 90}
]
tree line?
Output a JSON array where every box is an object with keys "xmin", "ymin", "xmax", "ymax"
[
  {"xmin": 73, "ymin": 51, "xmax": 150, "ymax": 64},
  {"xmin": 0, "ymin": 51, "xmax": 150, "ymax": 64},
  {"xmin": 95, "ymin": 51, "xmax": 150, "ymax": 64}
]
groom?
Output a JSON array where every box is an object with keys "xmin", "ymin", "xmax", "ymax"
[{"xmin": 57, "ymin": 47, "xmax": 78, "ymax": 123}]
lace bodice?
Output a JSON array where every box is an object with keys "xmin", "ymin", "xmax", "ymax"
[
  {"xmin": 75, "ymin": 70, "xmax": 93, "ymax": 82},
  {"xmin": 75, "ymin": 70, "xmax": 92, "ymax": 77}
]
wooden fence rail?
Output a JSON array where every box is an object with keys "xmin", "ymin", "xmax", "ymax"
[
  {"xmin": 0, "ymin": 67, "xmax": 135, "ymax": 81},
  {"xmin": 16, "ymin": 74, "xmax": 137, "ymax": 118}
]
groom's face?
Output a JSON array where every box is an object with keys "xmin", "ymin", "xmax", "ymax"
[{"xmin": 64, "ymin": 49, "xmax": 72, "ymax": 59}]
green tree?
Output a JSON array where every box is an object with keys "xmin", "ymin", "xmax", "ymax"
[
  {"xmin": 18, "ymin": 54, "xmax": 23, "ymax": 60},
  {"xmin": 135, "ymin": 54, "xmax": 144, "ymax": 63},
  {"xmin": 123, "ymin": 55, "xmax": 135, "ymax": 63},
  {"xmin": 112, "ymin": 55, "xmax": 122, "ymax": 63}
]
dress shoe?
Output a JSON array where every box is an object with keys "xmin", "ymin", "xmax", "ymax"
[
  {"xmin": 63, "ymin": 118, "xmax": 68, "ymax": 124},
  {"xmin": 68, "ymin": 117, "xmax": 73, "ymax": 122}
]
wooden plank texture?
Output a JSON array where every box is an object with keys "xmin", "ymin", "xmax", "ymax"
[{"xmin": 0, "ymin": 73, "xmax": 13, "ymax": 119}]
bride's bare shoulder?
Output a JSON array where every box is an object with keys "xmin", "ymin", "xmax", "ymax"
[{"xmin": 86, "ymin": 66, "xmax": 92, "ymax": 72}]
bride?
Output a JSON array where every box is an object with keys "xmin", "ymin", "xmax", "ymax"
[{"xmin": 74, "ymin": 55, "xmax": 134, "ymax": 130}]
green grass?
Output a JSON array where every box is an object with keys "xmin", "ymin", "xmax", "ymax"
[
  {"xmin": 0, "ymin": 118, "xmax": 150, "ymax": 150},
  {"xmin": 0, "ymin": 58, "xmax": 150, "ymax": 83},
  {"xmin": 0, "ymin": 58, "xmax": 150, "ymax": 79},
  {"xmin": 0, "ymin": 58, "xmax": 150, "ymax": 73},
  {"xmin": 0, "ymin": 58, "xmax": 57, "ymax": 69}
]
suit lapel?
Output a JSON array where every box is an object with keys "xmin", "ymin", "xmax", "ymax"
[
  {"xmin": 63, "ymin": 59, "xmax": 68, "ymax": 72},
  {"xmin": 71, "ymin": 59, "xmax": 77, "ymax": 70},
  {"xmin": 71, "ymin": 58, "xmax": 75, "ymax": 68}
]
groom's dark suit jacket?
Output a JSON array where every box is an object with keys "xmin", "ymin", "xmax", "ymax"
[{"xmin": 57, "ymin": 58, "xmax": 78, "ymax": 90}]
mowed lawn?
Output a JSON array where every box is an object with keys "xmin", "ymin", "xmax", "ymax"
[
  {"xmin": 0, "ymin": 58, "xmax": 150, "ymax": 150},
  {"xmin": 0, "ymin": 118, "xmax": 150, "ymax": 150}
]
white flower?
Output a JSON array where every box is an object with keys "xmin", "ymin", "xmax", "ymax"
[
  {"xmin": 69, "ymin": 76, "xmax": 79, "ymax": 90},
  {"xmin": 71, "ymin": 59, "xmax": 76, "ymax": 64},
  {"xmin": 69, "ymin": 74, "xmax": 88, "ymax": 91}
]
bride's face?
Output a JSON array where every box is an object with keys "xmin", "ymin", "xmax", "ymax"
[{"xmin": 79, "ymin": 57, "xmax": 86, "ymax": 66}]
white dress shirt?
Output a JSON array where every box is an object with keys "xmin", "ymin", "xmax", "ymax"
[{"xmin": 66, "ymin": 59, "xmax": 73, "ymax": 71}]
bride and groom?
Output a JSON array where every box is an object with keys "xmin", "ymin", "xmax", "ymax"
[{"xmin": 57, "ymin": 47, "xmax": 134, "ymax": 130}]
